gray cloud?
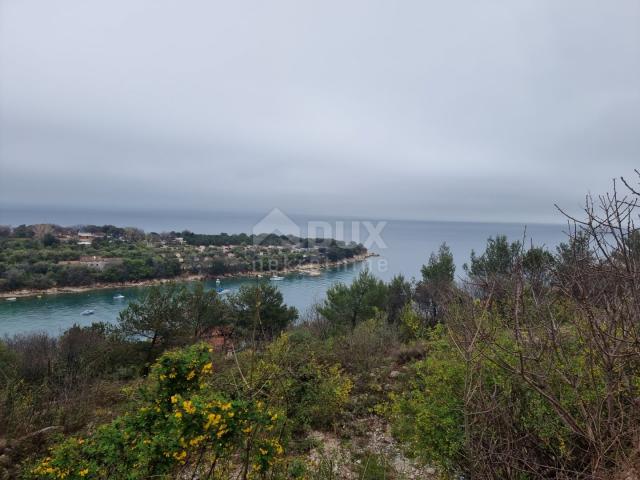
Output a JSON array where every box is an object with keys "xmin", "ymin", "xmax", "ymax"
[{"xmin": 1, "ymin": 0, "xmax": 638, "ymax": 223}]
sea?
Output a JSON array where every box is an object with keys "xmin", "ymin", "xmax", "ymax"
[{"xmin": 0, "ymin": 207, "xmax": 567, "ymax": 336}]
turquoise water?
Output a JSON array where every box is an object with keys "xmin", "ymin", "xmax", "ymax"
[
  {"xmin": 0, "ymin": 264, "xmax": 368, "ymax": 336},
  {"xmin": 0, "ymin": 211, "xmax": 567, "ymax": 336}
]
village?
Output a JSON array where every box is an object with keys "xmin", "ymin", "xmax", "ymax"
[{"xmin": 0, "ymin": 224, "xmax": 372, "ymax": 295}]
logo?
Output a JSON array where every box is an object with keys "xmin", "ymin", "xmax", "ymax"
[{"xmin": 252, "ymin": 208, "xmax": 301, "ymax": 245}]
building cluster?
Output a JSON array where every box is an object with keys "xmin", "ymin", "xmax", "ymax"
[{"xmin": 58, "ymin": 255, "xmax": 124, "ymax": 271}]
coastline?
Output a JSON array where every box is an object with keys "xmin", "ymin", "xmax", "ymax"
[{"xmin": 0, "ymin": 252, "xmax": 378, "ymax": 300}]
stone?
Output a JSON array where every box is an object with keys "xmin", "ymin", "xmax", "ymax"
[{"xmin": 389, "ymin": 370, "xmax": 401, "ymax": 378}]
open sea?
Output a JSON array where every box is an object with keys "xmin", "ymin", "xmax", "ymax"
[{"xmin": 0, "ymin": 208, "xmax": 567, "ymax": 336}]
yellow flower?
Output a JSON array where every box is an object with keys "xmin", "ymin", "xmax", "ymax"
[
  {"xmin": 79, "ymin": 468, "xmax": 89, "ymax": 477},
  {"xmin": 170, "ymin": 394, "xmax": 179, "ymax": 404},
  {"xmin": 173, "ymin": 450, "xmax": 187, "ymax": 464},
  {"xmin": 189, "ymin": 435, "xmax": 206, "ymax": 446},
  {"xmin": 183, "ymin": 400, "xmax": 196, "ymax": 414},
  {"xmin": 201, "ymin": 362, "xmax": 213, "ymax": 374},
  {"xmin": 205, "ymin": 412, "xmax": 225, "ymax": 430},
  {"xmin": 175, "ymin": 411, "xmax": 182, "ymax": 419},
  {"xmin": 186, "ymin": 370, "xmax": 196, "ymax": 380}
]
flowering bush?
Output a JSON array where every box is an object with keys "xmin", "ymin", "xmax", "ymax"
[{"xmin": 28, "ymin": 343, "xmax": 284, "ymax": 479}]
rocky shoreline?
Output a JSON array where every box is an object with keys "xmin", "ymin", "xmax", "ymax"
[{"xmin": 0, "ymin": 252, "xmax": 378, "ymax": 300}]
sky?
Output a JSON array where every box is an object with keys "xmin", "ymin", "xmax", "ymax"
[{"xmin": 0, "ymin": 0, "xmax": 639, "ymax": 224}]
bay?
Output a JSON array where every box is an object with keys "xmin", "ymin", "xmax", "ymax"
[{"xmin": 0, "ymin": 208, "xmax": 567, "ymax": 336}]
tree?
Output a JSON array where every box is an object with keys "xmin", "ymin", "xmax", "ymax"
[
  {"xmin": 12, "ymin": 224, "xmax": 34, "ymax": 238},
  {"xmin": 32, "ymin": 224, "xmax": 54, "ymax": 241},
  {"xmin": 42, "ymin": 233, "xmax": 59, "ymax": 247},
  {"xmin": 118, "ymin": 284, "xmax": 186, "ymax": 366},
  {"xmin": 522, "ymin": 246, "xmax": 553, "ymax": 294},
  {"xmin": 463, "ymin": 235, "xmax": 521, "ymax": 302},
  {"xmin": 416, "ymin": 243, "xmax": 455, "ymax": 322},
  {"xmin": 229, "ymin": 282, "xmax": 298, "ymax": 340},
  {"xmin": 180, "ymin": 283, "xmax": 230, "ymax": 339},
  {"xmin": 387, "ymin": 274, "xmax": 412, "ymax": 324},
  {"xmin": 318, "ymin": 269, "xmax": 388, "ymax": 330},
  {"xmin": 421, "ymin": 243, "xmax": 455, "ymax": 285}
]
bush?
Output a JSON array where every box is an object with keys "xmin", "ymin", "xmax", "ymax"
[
  {"xmin": 389, "ymin": 324, "xmax": 465, "ymax": 473},
  {"xmin": 27, "ymin": 344, "xmax": 285, "ymax": 479}
]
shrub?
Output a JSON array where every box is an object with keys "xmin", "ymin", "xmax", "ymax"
[
  {"xmin": 389, "ymin": 325, "xmax": 465, "ymax": 472},
  {"xmin": 27, "ymin": 344, "xmax": 285, "ymax": 479}
]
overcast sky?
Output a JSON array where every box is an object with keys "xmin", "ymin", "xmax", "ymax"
[{"xmin": 0, "ymin": 1, "xmax": 638, "ymax": 224}]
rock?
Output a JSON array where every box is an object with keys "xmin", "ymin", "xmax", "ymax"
[
  {"xmin": 425, "ymin": 466, "xmax": 436, "ymax": 475},
  {"xmin": 389, "ymin": 370, "xmax": 401, "ymax": 379}
]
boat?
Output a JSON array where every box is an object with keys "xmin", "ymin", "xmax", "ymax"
[
  {"xmin": 81, "ymin": 309, "xmax": 95, "ymax": 315},
  {"xmin": 5, "ymin": 297, "xmax": 17, "ymax": 302},
  {"xmin": 215, "ymin": 279, "xmax": 232, "ymax": 294},
  {"xmin": 113, "ymin": 294, "xmax": 125, "ymax": 300},
  {"xmin": 270, "ymin": 275, "xmax": 285, "ymax": 281}
]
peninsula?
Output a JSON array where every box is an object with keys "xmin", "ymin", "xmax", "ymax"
[{"xmin": 0, "ymin": 224, "xmax": 373, "ymax": 298}]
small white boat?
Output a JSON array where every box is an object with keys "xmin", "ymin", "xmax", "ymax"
[
  {"xmin": 5, "ymin": 297, "xmax": 17, "ymax": 302},
  {"xmin": 270, "ymin": 275, "xmax": 285, "ymax": 281},
  {"xmin": 113, "ymin": 294, "xmax": 125, "ymax": 299},
  {"xmin": 81, "ymin": 309, "xmax": 95, "ymax": 316}
]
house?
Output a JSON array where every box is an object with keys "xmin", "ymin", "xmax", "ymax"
[
  {"xmin": 200, "ymin": 326, "xmax": 234, "ymax": 352},
  {"xmin": 77, "ymin": 232, "xmax": 103, "ymax": 245},
  {"xmin": 58, "ymin": 256, "xmax": 123, "ymax": 271}
]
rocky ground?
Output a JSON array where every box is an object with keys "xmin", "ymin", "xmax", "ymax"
[{"xmin": 307, "ymin": 416, "xmax": 437, "ymax": 480}]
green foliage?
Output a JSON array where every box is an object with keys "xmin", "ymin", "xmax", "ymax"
[
  {"xmin": 228, "ymin": 282, "xmax": 298, "ymax": 340},
  {"xmin": 212, "ymin": 332, "xmax": 353, "ymax": 434},
  {"xmin": 317, "ymin": 269, "xmax": 388, "ymax": 330},
  {"xmin": 27, "ymin": 344, "xmax": 285, "ymax": 479},
  {"xmin": 386, "ymin": 274, "xmax": 412, "ymax": 324},
  {"xmin": 421, "ymin": 243, "xmax": 455, "ymax": 285},
  {"xmin": 118, "ymin": 284, "xmax": 186, "ymax": 350},
  {"xmin": 398, "ymin": 304, "xmax": 427, "ymax": 340},
  {"xmin": 389, "ymin": 325, "xmax": 465, "ymax": 472},
  {"xmin": 354, "ymin": 451, "xmax": 395, "ymax": 480},
  {"xmin": 464, "ymin": 235, "xmax": 521, "ymax": 278}
]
